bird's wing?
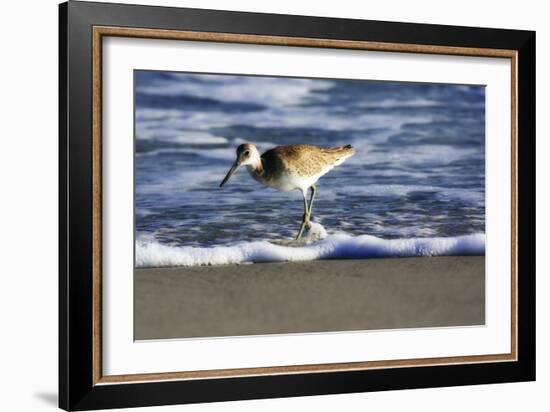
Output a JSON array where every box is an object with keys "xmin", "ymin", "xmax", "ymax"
[{"xmin": 262, "ymin": 145, "xmax": 340, "ymax": 177}]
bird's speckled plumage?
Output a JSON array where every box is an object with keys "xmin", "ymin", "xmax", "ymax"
[{"xmin": 262, "ymin": 144, "xmax": 354, "ymax": 177}]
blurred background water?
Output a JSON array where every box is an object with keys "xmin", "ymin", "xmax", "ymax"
[{"xmin": 135, "ymin": 71, "xmax": 485, "ymax": 249}]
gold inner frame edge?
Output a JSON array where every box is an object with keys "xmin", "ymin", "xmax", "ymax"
[{"xmin": 91, "ymin": 26, "xmax": 518, "ymax": 385}]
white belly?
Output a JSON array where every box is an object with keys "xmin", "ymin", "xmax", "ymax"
[
  {"xmin": 261, "ymin": 169, "xmax": 332, "ymax": 193},
  {"xmin": 247, "ymin": 152, "xmax": 353, "ymax": 193}
]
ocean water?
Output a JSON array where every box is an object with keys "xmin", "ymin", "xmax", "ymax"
[{"xmin": 135, "ymin": 71, "xmax": 485, "ymax": 267}]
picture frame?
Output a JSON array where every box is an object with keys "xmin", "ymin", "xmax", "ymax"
[{"xmin": 59, "ymin": 1, "xmax": 536, "ymax": 410}]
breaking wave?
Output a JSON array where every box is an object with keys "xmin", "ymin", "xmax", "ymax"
[{"xmin": 136, "ymin": 229, "xmax": 485, "ymax": 268}]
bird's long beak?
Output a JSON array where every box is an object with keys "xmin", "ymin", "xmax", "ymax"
[{"xmin": 220, "ymin": 161, "xmax": 240, "ymax": 187}]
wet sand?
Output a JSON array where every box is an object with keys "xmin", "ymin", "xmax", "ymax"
[{"xmin": 134, "ymin": 256, "xmax": 484, "ymax": 340}]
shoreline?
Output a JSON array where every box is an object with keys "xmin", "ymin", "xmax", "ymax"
[{"xmin": 135, "ymin": 256, "xmax": 485, "ymax": 340}]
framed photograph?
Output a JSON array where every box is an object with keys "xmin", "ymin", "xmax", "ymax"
[{"xmin": 59, "ymin": 1, "xmax": 535, "ymax": 410}]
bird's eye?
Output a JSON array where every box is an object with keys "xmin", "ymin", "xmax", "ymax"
[{"xmin": 244, "ymin": 151, "xmax": 250, "ymax": 156}]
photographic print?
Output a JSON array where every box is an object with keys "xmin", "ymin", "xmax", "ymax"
[
  {"xmin": 60, "ymin": 4, "xmax": 535, "ymax": 408},
  {"xmin": 134, "ymin": 71, "xmax": 486, "ymax": 340}
]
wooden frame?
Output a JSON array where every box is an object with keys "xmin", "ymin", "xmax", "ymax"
[{"xmin": 60, "ymin": 1, "xmax": 535, "ymax": 410}]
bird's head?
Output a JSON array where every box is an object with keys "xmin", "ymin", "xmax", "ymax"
[{"xmin": 220, "ymin": 143, "xmax": 260, "ymax": 187}]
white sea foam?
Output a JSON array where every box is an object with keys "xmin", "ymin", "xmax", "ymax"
[
  {"xmin": 171, "ymin": 133, "xmax": 228, "ymax": 145},
  {"xmin": 356, "ymin": 97, "xmax": 484, "ymax": 110},
  {"xmin": 135, "ymin": 230, "xmax": 485, "ymax": 268},
  {"xmin": 135, "ymin": 107, "xmax": 434, "ymax": 134},
  {"xmin": 339, "ymin": 184, "xmax": 484, "ymax": 204},
  {"xmin": 364, "ymin": 145, "xmax": 478, "ymax": 167},
  {"xmin": 137, "ymin": 130, "xmax": 228, "ymax": 145},
  {"xmin": 137, "ymin": 74, "xmax": 333, "ymax": 107},
  {"xmin": 356, "ymin": 98, "xmax": 441, "ymax": 109}
]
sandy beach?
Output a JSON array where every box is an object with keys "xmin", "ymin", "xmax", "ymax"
[{"xmin": 134, "ymin": 256, "xmax": 484, "ymax": 340}]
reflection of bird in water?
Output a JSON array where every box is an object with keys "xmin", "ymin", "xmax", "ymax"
[{"xmin": 220, "ymin": 143, "xmax": 355, "ymax": 240}]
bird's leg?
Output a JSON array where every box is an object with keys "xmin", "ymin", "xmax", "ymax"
[
  {"xmin": 307, "ymin": 184, "xmax": 317, "ymax": 228},
  {"xmin": 296, "ymin": 191, "xmax": 310, "ymax": 240}
]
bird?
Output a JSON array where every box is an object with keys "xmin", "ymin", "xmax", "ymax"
[{"xmin": 220, "ymin": 143, "xmax": 355, "ymax": 240}]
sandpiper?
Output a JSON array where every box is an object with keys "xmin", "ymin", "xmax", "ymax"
[{"xmin": 220, "ymin": 143, "xmax": 355, "ymax": 240}]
